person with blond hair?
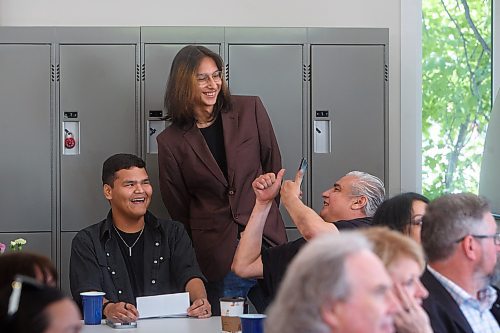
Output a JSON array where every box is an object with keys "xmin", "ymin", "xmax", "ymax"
[
  {"xmin": 362, "ymin": 227, "xmax": 433, "ymax": 333},
  {"xmin": 266, "ymin": 232, "xmax": 397, "ymax": 333}
]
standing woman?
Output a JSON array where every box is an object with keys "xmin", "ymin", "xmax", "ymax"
[{"xmin": 157, "ymin": 45, "xmax": 287, "ymax": 313}]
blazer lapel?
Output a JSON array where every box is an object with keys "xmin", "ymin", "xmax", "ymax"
[
  {"xmin": 489, "ymin": 286, "xmax": 500, "ymax": 322},
  {"xmin": 422, "ymin": 269, "xmax": 474, "ymax": 333},
  {"xmin": 183, "ymin": 124, "xmax": 228, "ymax": 186},
  {"xmin": 221, "ymin": 109, "xmax": 238, "ymax": 186}
]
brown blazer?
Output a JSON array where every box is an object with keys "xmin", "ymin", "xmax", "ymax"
[{"xmin": 157, "ymin": 95, "xmax": 287, "ymax": 281}]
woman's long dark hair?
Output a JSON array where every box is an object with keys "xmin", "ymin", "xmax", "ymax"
[
  {"xmin": 164, "ymin": 45, "xmax": 231, "ymax": 127},
  {"xmin": 373, "ymin": 192, "xmax": 430, "ymax": 235}
]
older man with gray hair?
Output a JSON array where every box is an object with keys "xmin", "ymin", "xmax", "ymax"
[
  {"xmin": 420, "ymin": 193, "xmax": 500, "ymax": 333},
  {"xmin": 266, "ymin": 232, "xmax": 397, "ymax": 333},
  {"xmin": 232, "ymin": 169, "xmax": 385, "ymax": 306},
  {"xmin": 280, "ymin": 170, "xmax": 385, "ymax": 239}
]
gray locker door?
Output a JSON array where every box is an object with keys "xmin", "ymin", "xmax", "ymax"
[
  {"xmin": 60, "ymin": 45, "xmax": 138, "ymax": 231},
  {"xmin": 311, "ymin": 45, "xmax": 385, "ymax": 213},
  {"xmin": 60, "ymin": 231, "xmax": 77, "ymax": 296},
  {"xmin": 0, "ymin": 44, "xmax": 52, "ymax": 232},
  {"xmin": 227, "ymin": 44, "xmax": 304, "ymax": 227},
  {"xmin": 144, "ymin": 44, "xmax": 221, "ymax": 219}
]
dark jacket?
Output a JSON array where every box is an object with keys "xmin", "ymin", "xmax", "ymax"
[
  {"xmin": 421, "ymin": 268, "xmax": 500, "ymax": 333},
  {"xmin": 70, "ymin": 211, "xmax": 204, "ymax": 307},
  {"xmin": 157, "ymin": 95, "xmax": 287, "ymax": 281}
]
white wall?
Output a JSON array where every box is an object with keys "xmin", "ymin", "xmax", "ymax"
[
  {"xmin": 0, "ymin": 0, "xmax": 404, "ymax": 194},
  {"xmin": 400, "ymin": 0, "xmax": 422, "ymax": 193}
]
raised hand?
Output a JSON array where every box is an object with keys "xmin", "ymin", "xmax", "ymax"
[
  {"xmin": 281, "ymin": 168, "xmax": 304, "ymax": 203},
  {"xmin": 252, "ymin": 169, "xmax": 285, "ymax": 204}
]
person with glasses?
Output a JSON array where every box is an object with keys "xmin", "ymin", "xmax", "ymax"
[
  {"xmin": 420, "ymin": 193, "xmax": 500, "ymax": 333},
  {"xmin": 157, "ymin": 45, "xmax": 286, "ymax": 314},
  {"xmin": 0, "ymin": 275, "xmax": 82, "ymax": 333},
  {"xmin": 266, "ymin": 232, "xmax": 398, "ymax": 333},
  {"xmin": 372, "ymin": 192, "xmax": 430, "ymax": 243}
]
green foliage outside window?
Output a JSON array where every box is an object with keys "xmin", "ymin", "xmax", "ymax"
[{"xmin": 422, "ymin": 0, "xmax": 492, "ymax": 199}]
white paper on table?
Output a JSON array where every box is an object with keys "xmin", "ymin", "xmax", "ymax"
[{"xmin": 136, "ymin": 292, "xmax": 190, "ymax": 319}]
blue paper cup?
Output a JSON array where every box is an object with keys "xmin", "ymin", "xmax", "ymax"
[
  {"xmin": 80, "ymin": 291, "xmax": 105, "ymax": 325},
  {"xmin": 240, "ymin": 314, "xmax": 266, "ymax": 333}
]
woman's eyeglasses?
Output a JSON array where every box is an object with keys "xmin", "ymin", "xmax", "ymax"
[
  {"xmin": 410, "ymin": 216, "xmax": 423, "ymax": 226},
  {"xmin": 196, "ymin": 70, "xmax": 223, "ymax": 85}
]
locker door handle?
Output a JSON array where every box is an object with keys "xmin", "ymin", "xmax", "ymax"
[{"xmin": 314, "ymin": 120, "xmax": 330, "ymax": 154}]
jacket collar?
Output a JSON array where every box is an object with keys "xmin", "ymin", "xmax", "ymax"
[{"xmin": 99, "ymin": 210, "xmax": 159, "ymax": 240}]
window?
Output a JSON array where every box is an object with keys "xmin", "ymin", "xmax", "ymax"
[{"xmin": 422, "ymin": 0, "xmax": 493, "ymax": 198}]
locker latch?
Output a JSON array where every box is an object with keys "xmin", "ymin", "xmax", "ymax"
[{"xmin": 64, "ymin": 129, "xmax": 76, "ymax": 149}]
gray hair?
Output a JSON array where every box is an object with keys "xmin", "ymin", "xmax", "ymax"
[
  {"xmin": 346, "ymin": 171, "xmax": 385, "ymax": 216},
  {"xmin": 421, "ymin": 193, "xmax": 490, "ymax": 262},
  {"xmin": 265, "ymin": 232, "xmax": 371, "ymax": 333}
]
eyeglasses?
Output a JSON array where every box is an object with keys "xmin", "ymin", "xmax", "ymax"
[
  {"xmin": 455, "ymin": 233, "xmax": 500, "ymax": 245},
  {"xmin": 410, "ymin": 216, "xmax": 423, "ymax": 226},
  {"xmin": 196, "ymin": 70, "xmax": 223, "ymax": 85},
  {"xmin": 8, "ymin": 275, "xmax": 41, "ymax": 316}
]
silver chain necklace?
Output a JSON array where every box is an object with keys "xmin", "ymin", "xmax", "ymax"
[{"xmin": 113, "ymin": 224, "xmax": 144, "ymax": 257}]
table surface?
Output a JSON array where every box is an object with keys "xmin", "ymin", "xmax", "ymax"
[{"xmin": 80, "ymin": 317, "xmax": 222, "ymax": 332}]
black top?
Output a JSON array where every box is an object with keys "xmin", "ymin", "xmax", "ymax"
[
  {"xmin": 113, "ymin": 227, "xmax": 145, "ymax": 298},
  {"xmin": 200, "ymin": 114, "xmax": 228, "ymax": 179},
  {"xmin": 70, "ymin": 210, "xmax": 205, "ymax": 308},
  {"xmin": 260, "ymin": 217, "xmax": 373, "ymax": 304}
]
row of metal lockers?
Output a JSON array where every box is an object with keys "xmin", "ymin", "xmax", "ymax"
[{"xmin": 0, "ymin": 26, "xmax": 388, "ymax": 294}]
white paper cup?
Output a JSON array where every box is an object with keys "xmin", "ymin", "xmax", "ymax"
[{"xmin": 220, "ymin": 297, "xmax": 245, "ymax": 333}]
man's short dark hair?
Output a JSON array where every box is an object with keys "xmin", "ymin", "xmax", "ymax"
[
  {"xmin": 102, "ymin": 153, "xmax": 146, "ymax": 187},
  {"xmin": 421, "ymin": 193, "xmax": 490, "ymax": 262}
]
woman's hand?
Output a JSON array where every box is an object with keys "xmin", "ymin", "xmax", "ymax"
[{"xmin": 393, "ymin": 283, "xmax": 433, "ymax": 333}]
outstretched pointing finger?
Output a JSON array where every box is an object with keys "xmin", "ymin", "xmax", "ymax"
[{"xmin": 295, "ymin": 168, "xmax": 304, "ymax": 185}]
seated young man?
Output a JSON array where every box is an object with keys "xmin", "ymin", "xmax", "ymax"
[{"xmin": 70, "ymin": 153, "xmax": 210, "ymax": 323}]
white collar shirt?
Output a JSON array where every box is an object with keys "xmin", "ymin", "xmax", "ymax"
[{"xmin": 428, "ymin": 266, "xmax": 499, "ymax": 333}]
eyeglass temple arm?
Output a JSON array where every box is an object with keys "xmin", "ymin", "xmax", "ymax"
[{"xmin": 7, "ymin": 281, "xmax": 22, "ymax": 316}]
